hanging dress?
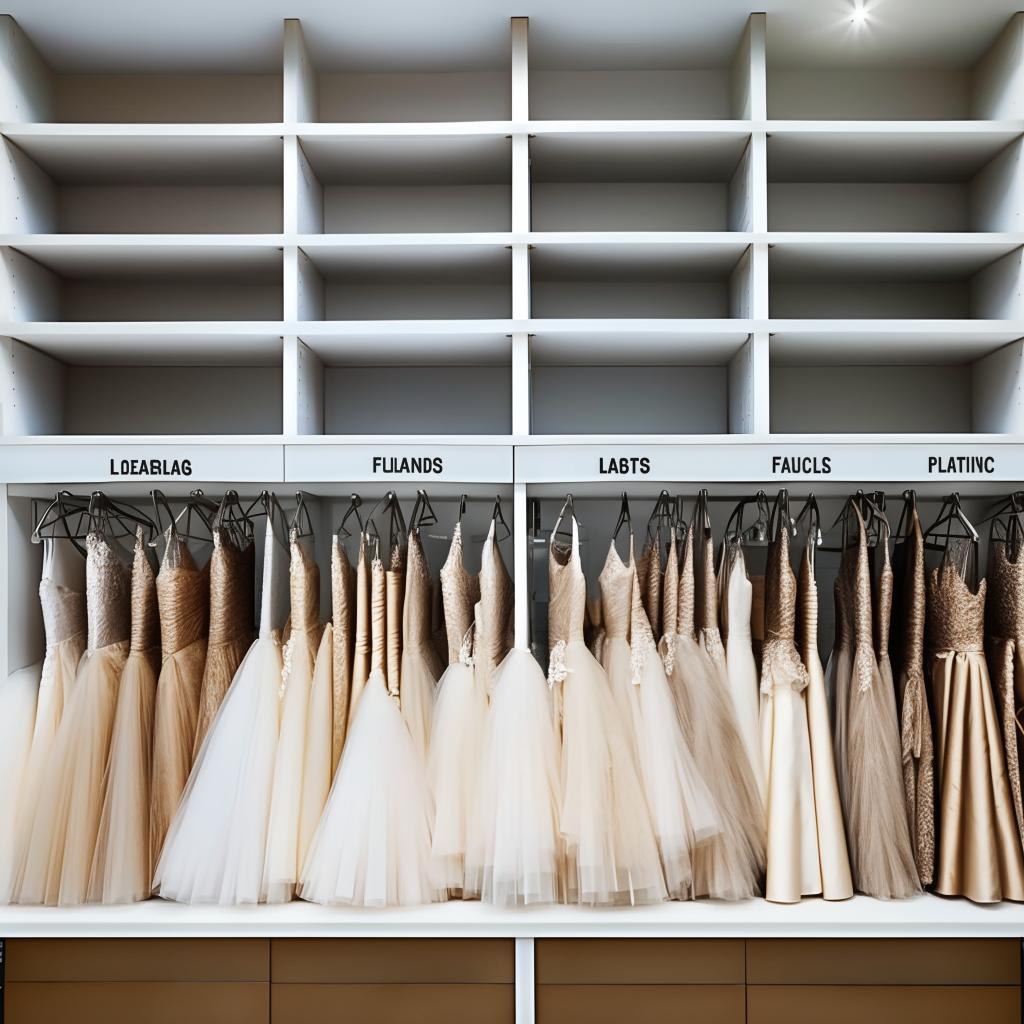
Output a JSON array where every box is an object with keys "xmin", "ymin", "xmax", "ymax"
[
  {"xmin": 929, "ymin": 545, "xmax": 1024, "ymax": 903},
  {"xmin": 759, "ymin": 521, "xmax": 821, "ymax": 903},
  {"xmin": 15, "ymin": 530, "xmax": 130, "ymax": 906},
  {"xmin": 0, "ymin": 663, "xmax": 40, "ymax": 902},
  {"xmin": 88, "ymin": 529, "xmax": 160, "ymax": 903},
  {"xmin": 475, "ymin": 516, "xmax": 514, "ymax": 702},
  {"xmin": 720, "ymin": 538, "xmax": 765, "ymax": 801},
  {"xmin": 348, "ymin": 537, "xmax": 371, "ymax": 721},
  {"xmin": 830, "ymin": 509, "xmax": 919, "ymax": 898},
  {"xmin": 892, "ymin": 505, "xmax": 935, "ymax": 887},
  {"xmin": 8, "ymin": 538, "xmax": 86, "ymax": 901},
  {"xmin": 400, "ymin": 529, "xmax": 443, "ymax": 763},
  {"xmin": 427, "ymin": 520, "xmax": 484, "ymax": 895},
  {"xmin": 150, "ymin": 530, "xmax": 209, "ymax": 865},
  {"xmin": 192, "ymin": 516, "xmax": 254, "ymax": 757},
  {"xmin": 300, "ymin": 548, "xmax": 440, "ymax": 908},
  {"xmin": 549, "ymin": 513, "xmax": 666, "ymax": 905},
  {"xmin": 986, "ymin": 536, "xmax": 1024, "ymax": 856},
  {"xmin": 667, "ymin": 529, "xmax": 764, "ymax": 900},
  {"xmin": 797, "ymin": 530, "xmax": 853, "ymax": 901},
  {"xmin": 154, "ymin": 514, "xmax": 288, "ymax": 905},
  {"xmin": 263, "ymin": 529, "xmax": 322, "ymax": 904},
  {"xmin": 330, "ymin": 533, "xmax": 356, "ymax": 771}
]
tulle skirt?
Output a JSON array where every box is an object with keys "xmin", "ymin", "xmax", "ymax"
[
  {"xmin": 602, "ymin": 635, "xmax": 643, "ymax": 770},
  {"xmin": 11, "ymin": 636, "xmax": 84, "ymax": 892},
  {"xmin": 760, "ymin": 652, "xmax": 821, "ymax": 903},
  {"xmin": 636, "ymin": 647, "xmax": 721, "ymax": 899},
  {"xmin": 832, "ymin": 643, "xmax": 919, "ymax": 899},
  {"xmin": 465, "ymin": 650, "xmax": 561, "ymax": 905},
  {"xmin": 88, "ymin": 649, "xmax": 159, "ymax": 903},
  {"xmin": 0, "ymin": 663, "xmax": 41, "ymax": 902},
  {"xmin": 427, "ymin": 661, "xmax": 486, "ymax": 893},
  {"xmin": 193, "ymin": 633, "xmax": 251, "ymax": 758},
  {"xmin": 400, "ymin": 643, "xmax": 441, "ymax": 764},
  {"xmin": 557, "ymin": 640, "xmax": 666, "ymax": 905},
  {"xmin": 300, "ymin": 626, "xmax": 333, "ymax": 862},
  {"xmin": 669, "ymin": 635, "xmax": 764, "ymax": 900},
  {"xmin": 150, "ymin": 639, "xmax": 208, "ymax": 866},
  {"xmin": 723, "ymin": 627, "xmax": 765, "ymax": 802},
  {"xmin": 154, "ymin": 636, "xmax": 282, "ymax": 904},
  {"xmin": 299, "ymin": 671, "xmax": 440, "ymax": 908},
  {"xmin": 263, "ymin": 630, "xmax": 319, "ymax": 903},
  {"xmin": 15, "ymin": 642, "xmax": 128, "ymax": 906}
]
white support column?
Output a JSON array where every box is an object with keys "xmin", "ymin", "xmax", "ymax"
[
  {"xmin": 747, "ymin": 12, "xmax": 767, "ymax": 121},
  {"xmin": 729, "ymin": 330, "xmax": 770, "ymax": 434},
  {"xmin": 972, "ymin": 12, "xmax": 1024, "ymax": 119},
  {"xmin": 283, "ymin": 18, "xmax": 318, "ymax": 124},
  {"xmin": 0, "ymin": 16, "xmax": 54, "ymax": 122},
  {"xmin": 511, "ymin": 17, "xmax": 529, "ymax": 122},
  {"xmin": 514, "ymin": 936, "xmax": 536, "ymax": 1024},
  {"xmin": 283, "ymin": 334, "xmax": 325, "ymax": 436},
  {"xmin": 0, "ymin": 336, "xmax": 64, "ymax": 437},
  {"xmin": 512, "ymin": 331, "xmax": 531, "ymax": 435},
  {"xmin": 513, "ymin": 481, "xmax": 530, "ymax": 652},
  {"xmin": 731, "ymin": 12, "xmax": 766, "ymax": 120}
]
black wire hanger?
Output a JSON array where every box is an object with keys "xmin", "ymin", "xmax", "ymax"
[
  {"xmin": 91, "ymin": 491, "xmax": 157, "ymax": 543},
  {"xmin": 338, "ymin": 494, "xmax": 363, "ymax": 539},
  {"xmin": 289, "ymin": 491, "xmax": 315, "ymax": 539},
  {"xmin": 490, "ymin": 494, "xmax": 511, "ymax": 542},
  {"xmin": 612, "ymin": 492, "xmax": 631, "ymax": 540},
  {"xmin": 32, "ymin": 490, "xmax": 90, "ymax": 555}
]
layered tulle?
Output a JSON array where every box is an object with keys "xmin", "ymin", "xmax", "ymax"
[
  {"xmin": 299, "ymin": 671, "xmax": 441, "ymax": 907},
  {"xmin": 427, "ymin": 660, "xmax": 486, "ymax": 892},
  {"xmin": 88, "ymin": 648, "xmax": 159, "ymax": 903},
  {"xmin": 300, "ymin": 625, "xmax": 333, "ymax": 861},
  {"xmin": 0, "ymin": 663, "xmax": 41, "ymax": 901},
  {"xmin": 399, "ymin": 642, "xmax": 440, "ymax": 763},
  {"xmin": 465, "ymin": 650, "xmax": 561, "ymax": 905},
  {"xmin": 154, "ymin": 635, "xmax": 283, "ymax": 904}
]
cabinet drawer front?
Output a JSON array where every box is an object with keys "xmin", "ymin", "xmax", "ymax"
[
  {"xmin": 746, "ymin": 939, "xmax": 1020, "ymax": 985},
  {"xmin": 5, "ymin": 939, "xmax": 269, "ymax": 982},
  {"xmin": 271, "ymin": 982, "xmax": 514, "ymax": 1024},
  {"xmin": 270, "ymin": 938, "xmax": 514, "ymax": 983},
  {"xmin": 747, "ymin": 985, "xmax": 1021, "ymax": 1024},
  {"xmin": 537, "ymin": 984, "xmax": 745, "ymax": 1024},
  {"xmin": 536, "ymin": 939, "xmax": 744, "ymax": 984},
  {"xmin": 4, "ymin": 981, "xmax": 268, "ymax": 1024}
]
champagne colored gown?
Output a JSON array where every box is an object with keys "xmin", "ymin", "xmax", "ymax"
[
  {"xmin": 8, "ymin": 539, "xmax": 86, "ymax": 901},
  {"xmin": 15, "ymin": 531, "xmax": 130, "ymax": 906},
  {"xmin": 330, "ymin": 533, "xmax": 356, "ymax": 771},
  {"xmin": 549, "ymin": 514, "xmax": 666, "ymax": 905},
  {"xmin": 154, "ymin": 515, "xmax": 288, "ymax": 905},
  {"xmin": 150, "ymin": 530, "xmax": 209, "ymax": 865},
  {"xmin": 830, "ymin": 509, "xmax": 918, "ymax": 898},
  {"xmin": 797, "ymin": 537, "xmax": 853, "ymax": 901},
  {"xmin": 400, "ymin": 529, "xmax": 443, "ymax": 763},
  {"xmin": 192, "ymin": 521, "xmax": 254, "ymax": 757},
  {"xmin": 427, "ymin": 520, "xmax": 484, "ymax": 894},
  {"xmin": 759, "ymin": 522, "xmax": 821, "ymax": 903},
  {"xmin": 348, "ymin": 537, "xmax": 371, "ymax": 722},
  {"xmin": 263, "ymin": 530, "xmax": 322, "ymax": 903},
  {"xmin": 668, "ymin": 529, "xmax": 764, "ymax": 900},
  {"xmin": 929, "ymin": 543, "xmax": 1024, "ymax": 903},
  {"xmin": 300, "ymin": 549, "xmax": 440, "ymax": 907},
  {"xmin": 88, "ymin": 530, "xmax": 160, "ymax": 903},
  {"xmin": 0, "ymin": 662, "xmax": 40, "ymax": 902},
  {"xmin": 475, "ymin": 518, "xmax": 514, "ymax": 702},
  {"xmin": 892, "ymin": 506, "xmax": 935, "ymax": 887}
]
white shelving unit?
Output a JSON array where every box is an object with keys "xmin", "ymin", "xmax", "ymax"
[{"xmin": 4, "ymin": 11, "xmax": 1024, "ymax": 973}]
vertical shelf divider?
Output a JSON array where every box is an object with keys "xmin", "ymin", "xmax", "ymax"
[
  {"xmin": 283, "ymin": 17, "xmax": 319, "ymax": 125},
  {"xmin": 0, "ymin": 14, "xmax": 54, "ymax": 121},
  {"xmin": 283, "ymin": 334, "xmax": 325, "ymax": 436},
  {"xmin": 971, "ymin": 12, "xmax": 1024, "ymax": 119}
]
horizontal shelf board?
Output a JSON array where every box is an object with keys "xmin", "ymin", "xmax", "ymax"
[
  {"xmin": 0, "ymin": 894, "xmax": 1021, "ymax": 939},
  {"xmin": 296, "ymin": 121, "xmax": 515, "ymax": 137},
  {"xmin": 4, "ymin": 237, "xmax": 284, "ymax": 276},
  {"xmin": 4, "ymin": 323, "xmax": 283, "ymax": 364},
  {"xmin": 299, "ymin": 132, "xmax": 511, "ymax": 185},
  {"xmin": 298, "ymin": 327, "xmax": 510, "ymax": 364},
  {"xmin": 768, "ymin": 234, "xmax": 1022, "ymax": 276},
  {"xmin": 1, "ymin": 127, "xmax": 283, "ymax": 184},
  {"xmin": 285, "ymin": 441, "xmax": 514, "ymax": 483},
  {"xmin": 530, "ymin": 129, "xmax": 750, "ymax": 181},
  {"xmin": 766, "ymin": 122, "xmax": 1023, "ymax": 181},
  {"xmin": 298, "ymin": 235, "xmax": 511, "ymax": 278}
]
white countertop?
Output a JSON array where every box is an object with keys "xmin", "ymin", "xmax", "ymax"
[{"xmin": 2, "ymin": 894, "xmax": 1023, "ymax": 938}]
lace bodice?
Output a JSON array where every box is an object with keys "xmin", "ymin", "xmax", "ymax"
[
  {"xmin": 874, "ymin": 537, "xmax": 894, "ymax": 659},
  {"xmin": 796, "ymin": 544, "xmax": 819, "ymax": 663},
  {"xmin": 157, "ymin": 531, "xmax": 208, "ymax": 659},
  {"xmin": 40, "ymin": 543, "xmax": 86, "ymax": 651},
  {"xmin": 640, "ymin": 538, "xmax": 662, "ymax": 638},
  {"xmin": 289, "ymin": 532, "xmax": 320, "ymax": 639},
  {"xmin": 440, "ymin": 522, "xmax": 479, "ymax": 664},
  {"xmin": 208, "ymin": 528, "xmax": 254, "ymax": 649},
  {"xmin": 765, "ymin": 524, "xmax": 797, "ymax": 646},
  {"xmin": 661, "ymin": 534, "xmax": 679, "ymax": 639},
  {"xmin": 696, "ymin": 533, "xmax": 719, "ymax": 635},
  {"xmin": 370, "ymin": 553, "xmax": 387, "ymax": 673},
  {"xmin": 403, "ymin": 532, "xmax": 433, "ymax": 650},
  {"xmin": 893, "ymin": 512, "xmax": 926, "ymax": 680},
  {"xmin": 676, "ymin": 529, "xmax": 696, "ymax": 638},
  {"xmin": 88, "ymin": 531, "xmax": 131, "ymax": 651},
  {"xmin": 128, "ymin": 528, "xmax": 159, "ymax": 654},
  {"xmin": 385, "ymin": 543, "xmax": 405, "ymax": 694},
  {"xmin": 548, "ymin": 517, "xmax": 586, "ymax": 650},
  {"xmin": 598, "ymin": 539, "xmax": 634, "ymax": 642},
  {"xmin": 988, "ymin": 540, "xmax": 1024, "ymax": 642},
  {"xmin": 475, "ymin": 520, "xmax": 514, "ymax": 674},
  {"xmin": 927, "ymin": 559, "xmax": 986, "ymax": 654}
]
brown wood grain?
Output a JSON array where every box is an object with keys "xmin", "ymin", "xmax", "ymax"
[
  {"xmin": 536, "ymin": 938, "xmax": 745, "ymax": 984},
  {"xmin": 536, "ymin": 983, "xmax": 745, "ymax": 1024}
]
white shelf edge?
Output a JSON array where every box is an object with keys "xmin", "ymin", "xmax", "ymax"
[{"xmin": 0, "ymin": 122, "xmax": 287, "ymax": 137}]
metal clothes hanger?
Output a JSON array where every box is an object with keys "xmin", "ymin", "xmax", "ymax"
[
  {"xmin": 32, "ymin": 490, "xmax": 90, "ymax": 555},
  {"xmin": 551, "ymin": 493, "xmax": 580, "ymax": 546},
  {"xmin": 212, "ymin": 489, "xmax": 255, "ymax": 548},
  {"xmin": 612, "ymin": 492, "xmax": 631, "ymax": 540},
  {"xmin": 894, "ymin": 489, "xmax": 919, "ymax": 543},
  {"xmin": 981, "ymin": 491, "xmax": 1024, "ymax": 563},
  {"xmin": 724, "ymin": 490, "xmax": 771, "ymax": 548},
  {"xmin": 151, "ymin": 489, "xmax": 214, "ymax": 547},
  {"xmin": 91, "ymin": 491, "xmax": 157, "ymax": 544},
  {"xmin": 289, "ymin": 491, "xmax": 316, "ymax": 539},
  {"xmin": 490, "ymin": 494, "xmax": 511, "ymax": 542},
  {"xmin": 338, "ymin": 494, "xmax": 364, "ymax": 538},
  {"xmin": 409, "ymin": 490, "xmax": 437, "ymax": 534},
  {"xmin": 794, "ymin": 494, "xmax": 822, "ymax": 574},
  {"xmin": 922, "ymin": 492, "xmax": 979, "ymax": 584},
  {"xmin": 244, "ymin": 490, "xmax": 289, "ymax": 548},
  {"xmin": 769, "ymin": 488, "xmax": 795, "ymax": 540}
]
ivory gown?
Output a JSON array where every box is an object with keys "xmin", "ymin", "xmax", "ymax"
[
  {"xmin": 264, "ymin": 530, "xmax": 323, "ymax": 904},
  {"xmin": 929, "ymin": 545, "xmax": 1024, "ymax": 903},
  {"xmin": 5, "ymin": 537, "xmax": 85, "ymax": 903},
  {"xmin": 154, "ymin": 515, "xmax": 288, "ymax": 905},
  {"xmin": 759, "ymin": 522, "xmax": 822, "ymax": 903},
  {"xmin": 150, "ymin": 530, "xmax": 209, "ymax": 865},
  {"xmin": 300, "ymin": 548, "xmax": 439, "ymax": 907},
  {"xmin": 891, "ymin": 505, "xmax": 935, "ymax": 887},
  {"xmin": 427, "ymin": 521, "xmax": 483, "ymax": 894},
  {"xmin": 89, "ymin": 529, "xmax": 161, "ymax": 903},
  {"xmin": 15, "ymin": 531, "xmax": 130, "ymax": 906},
  {"xmin": 474, "ymin": 518, "xmax": 514, "ymax": 702},
  {"xmin": 549, "ymin": 514, "xmax": 666, "ymax": 906}
]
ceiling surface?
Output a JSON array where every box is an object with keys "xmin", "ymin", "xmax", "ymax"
[{"xmin": 3, "ymin": 0, "xmax": 1022, "ymax": 73}]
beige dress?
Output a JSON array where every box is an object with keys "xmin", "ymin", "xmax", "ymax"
[
  {"xmin": 474, "ymin": 519, "xmax": 514, "ymax": 701},
  {"xmin": 348, "ymin": 538, "xmax": 371, "ymax": 721},
  {"xmin": 330, "ymin": 534, "xmax": 356, "ymax": 771},
  {"xmin": 929, "ymin": 550, "xmax": 1024, "ymax": 903},
  {"xmin": 89, "ymin": 530, "xmax": 161, "ymax": 903}
]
